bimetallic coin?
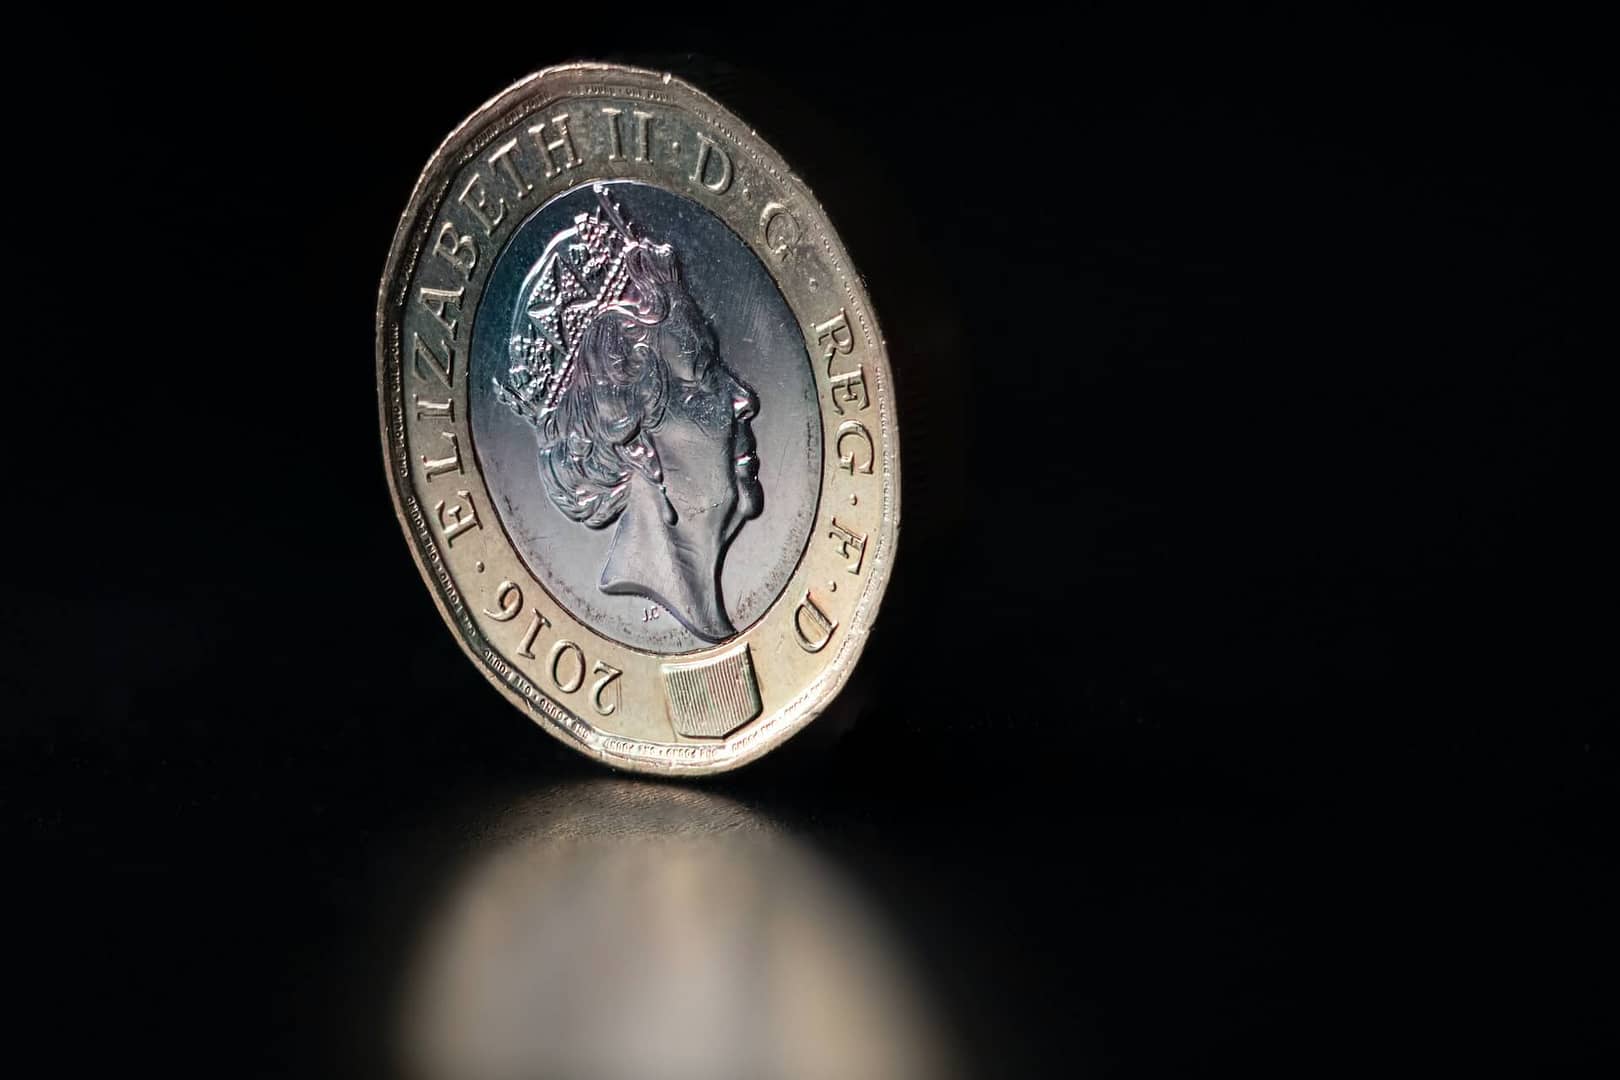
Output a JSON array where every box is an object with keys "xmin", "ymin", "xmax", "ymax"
[{"xmin": 377, "ymin": 64, "xmax": 899, "ymax": 774}]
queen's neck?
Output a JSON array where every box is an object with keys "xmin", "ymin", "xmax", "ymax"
[{"xmin": 600, "ymin": 476, "xmax": 734, "ymax": 642}]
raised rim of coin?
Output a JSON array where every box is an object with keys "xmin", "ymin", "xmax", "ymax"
[{"xmin": 376, "ymin": 63, "xmax": 899, "ymax": 774}]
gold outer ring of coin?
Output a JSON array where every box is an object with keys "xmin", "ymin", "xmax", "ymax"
[{"xmin": 376, "ymin": 63, "xmax": 899, "ymax": 775}]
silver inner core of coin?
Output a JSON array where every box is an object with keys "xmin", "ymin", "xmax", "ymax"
[{"xmin": 471, "ymin": 181, "xmax": 820, "ymax": 654}]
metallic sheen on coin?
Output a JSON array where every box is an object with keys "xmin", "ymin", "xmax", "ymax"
[{"xmin": 377, "ymin": 64, "xmax": 899, "ymax": 774}]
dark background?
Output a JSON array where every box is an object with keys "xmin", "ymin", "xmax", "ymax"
[{"xmin": 12, "ymin": 11, "xmax": 1612, "ymax": 1076}]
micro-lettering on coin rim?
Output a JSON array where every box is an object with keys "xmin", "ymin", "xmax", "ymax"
[{"xmin": 376, "ymin": 63, "xmax": 898, "ymax": 775}]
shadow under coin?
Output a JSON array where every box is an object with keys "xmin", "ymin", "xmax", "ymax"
[{"xmin": 391, "ymin": 779, "xmax": 960, "ymax": 1080}]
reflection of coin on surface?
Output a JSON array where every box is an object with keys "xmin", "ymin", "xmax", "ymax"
[
  {"xmin": 378, "ymin": 64, "xmax": 900, "ymax": 772},
  {"xmin": 395, "ymin": 781, "xmax": 957, "ymax": 1079}
]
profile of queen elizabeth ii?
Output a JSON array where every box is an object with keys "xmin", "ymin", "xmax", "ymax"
[{"xmin": 495, "ymin": 186, "xmax": 763, "ymax": 643}]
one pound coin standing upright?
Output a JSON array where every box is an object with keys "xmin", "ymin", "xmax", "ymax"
[{"xmin": 377, "ymin": 64, "xmax": 899, "ymax": 774}]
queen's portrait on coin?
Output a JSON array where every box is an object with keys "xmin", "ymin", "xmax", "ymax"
[{"xmin": 495, "ymin": 186, "xmax": 763, "ymax": 643}]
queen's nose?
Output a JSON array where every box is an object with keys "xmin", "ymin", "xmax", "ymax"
[{"xmin": 732, "ymin": 377, "xmax": 759, "ymax": 423}]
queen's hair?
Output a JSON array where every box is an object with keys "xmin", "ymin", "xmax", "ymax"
[{"xmin": 535, "ymin": 243, "xmax": 681, "ymax": 527}]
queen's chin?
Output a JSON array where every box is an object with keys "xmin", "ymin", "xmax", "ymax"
[{"xmin": 729, "ymin": 465, "xmax": 764, "ymax": 540}]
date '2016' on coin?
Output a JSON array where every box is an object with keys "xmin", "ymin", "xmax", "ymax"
[{"xmin": 376, "ymin": 64, "xmax": 898, "ymax": 774}]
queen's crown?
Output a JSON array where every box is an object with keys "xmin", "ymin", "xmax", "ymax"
[{"xmin": 495, "ymin": 185, "xmax": 642, "ymax": 424}]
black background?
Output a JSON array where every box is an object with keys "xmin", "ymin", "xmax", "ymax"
[{"xmin": 13, "ymin": 11, "xmax": 1612, "ymax": 1076}]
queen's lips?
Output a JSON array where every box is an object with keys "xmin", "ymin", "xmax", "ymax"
[{"xmin": 733, "ymin": 423, "xmax": 756, "ymax": 461}]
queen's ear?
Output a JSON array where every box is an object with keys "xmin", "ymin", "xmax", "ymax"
[
  {"xmin": 620, "ymin": 429, "xmax": 663, "ymax": 485},
  {"xmin": 623, "ymin": 429, "xmax": 677, "ymax": 526}
]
